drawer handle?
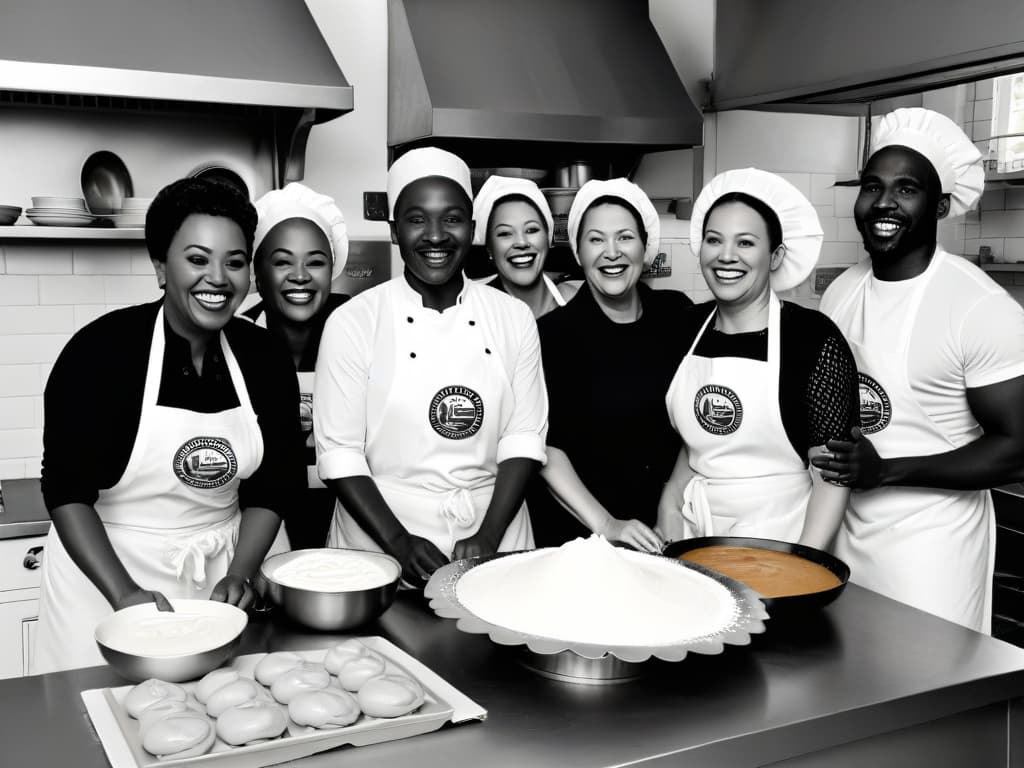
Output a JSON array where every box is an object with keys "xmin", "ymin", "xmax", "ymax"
[{"xmin": 23, "ymin": 545, "xmax": 44, "ymax": 570}]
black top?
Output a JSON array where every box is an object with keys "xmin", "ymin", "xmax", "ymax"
[
  {"xmin": 679, "ymin": 300, "xmax": 861, "ymax": 458},
  {"xmin": 41, "ymin": 300, "xmax": 306, "ymax": 518},
  {"xmin": 530, "ymin": 282, "xmax": 694, "ymax": 546},
  {"xmin": 241, "ymin": 292, "xmax": 350, "ymax": 372}
]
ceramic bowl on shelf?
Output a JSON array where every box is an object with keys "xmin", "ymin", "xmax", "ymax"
[
  {"xmin": 32, "ymin": 196, "xmax": 87, "ymax": 211},
  {"xmin": 107, "ymin": 213, "xmax": 146, "ymax": 228},
  {"xmin": 118, "ymin": 197, "xmax": 153, "ymax": 211},
  {"xmin": 0, "ymin": 205, "xmax": 22, "ymax": 225}
]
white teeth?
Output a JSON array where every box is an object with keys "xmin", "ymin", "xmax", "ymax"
[
  {"xmin": 872, "ymin": 220, "xmax": 900, "ymax": 237},
  {"xmin": 194, "ymin": 292, "xmax": 227, "ymax": 307},
  {"xmin": 283, "ymin": 291, "xmax": 313, "ymax": 304},
  {"xmin": 599, "ymin": 265, "xmax": 627, "ymax": 276},
  {"xmin": 713, "ymin": 269, "xmax": 745, "ymax": 280},
  {"xmin": 509, "ymin": 254, "xmax": 536, "ymax": 266}
]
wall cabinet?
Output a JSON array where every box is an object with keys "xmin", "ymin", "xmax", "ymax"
[{"xmin": 0, "ymin": 535, "xmax": 44, "ymax": 679}]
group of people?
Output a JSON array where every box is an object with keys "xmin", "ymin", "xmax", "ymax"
[{"xmin": 32, "ymin": 106, "xmax": 1024, "ymax": 673}]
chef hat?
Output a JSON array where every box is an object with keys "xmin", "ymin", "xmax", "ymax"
[
  {"xmin": 386, "ymin": 147, "xmax": 473, "ymax": 220},
  {"xmin": 871, "ymin": 107, "xmax": 984, "ymax": 217},
  {"xmin": 689, "ymin": 168, "xmax": 824, "ymax": 292},
  {"xmin": 254, "ymin": 183, "xmax": 349, "ymax": 280},
  {"xmin": 567, "ymin": 178, "xmax": 660, "ymax": 265},
  {"xmin": 472, "ymin": 175, "xmax": 554, "ymax": 246}
]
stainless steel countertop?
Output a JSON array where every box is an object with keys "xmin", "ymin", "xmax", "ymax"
[
  {"xmin": 0, "ymin": 478, "xmax": 49, "ymax": 539},
  {"xmin": 4, "ymin": 584, "xmax": 1024, "ymax": 768}
]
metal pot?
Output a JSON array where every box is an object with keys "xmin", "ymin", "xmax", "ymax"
[{"xmin": 554, "ymin": 161, "xmax": 593, "ymax": 189}]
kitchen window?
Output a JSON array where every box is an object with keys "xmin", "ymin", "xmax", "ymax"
[{"xmin": 989, "ymin": 72, "xmax": 1024, "ymax": 173}]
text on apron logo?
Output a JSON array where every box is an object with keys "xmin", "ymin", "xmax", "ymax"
[
  {"xmin": 428, "ymin": 385, "xmax": 484, "ymax": 440},
  {"xmin": 298, "ymin": 392, "xmax": 314, "ymax": 435},
  {"xmin": 694, "ymin": 385, "xmax": 744, "ymax": 435},
  {"xmin": 857, "ymin": 373, "xmax": 892, "ymax": 434},
  {"xmin": 172, "ymin": 436, "xmax": 239, "ymax": 489}
]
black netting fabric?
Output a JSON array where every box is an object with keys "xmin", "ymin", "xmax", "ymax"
[{"xmin": 806, "ymin": 331, "xmax": 859, "ymax": 447}]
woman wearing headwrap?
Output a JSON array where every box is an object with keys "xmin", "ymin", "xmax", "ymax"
[
  {"xmin": 815, "ymin": 107, "xmax": 1024, "ymax": 632},
  {"xmin": 243, "ymin": 183, "xmax": 350, "ymax": 549},
  {"xmin": 473, "ymin": 175, "xmax": 579, "ymax": 318},
  {"xmin": 658, "ymin": 169, "xmax": 858, "ymax": 550},
  {"xmin": 530, "ymin": 179, "xmax": 692, "ymax": 552},
  {"xmin": 34, "ymin": 177, "xmax": 303, "ymax": 673},
  {"xmin": 313, "ymin": 147, "xmax": 547, "ymax": 583}
]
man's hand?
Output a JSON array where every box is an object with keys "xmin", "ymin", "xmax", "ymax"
[
  {"xmin": 452, "ymin": 529, "xmax": 501, "ymax": 562},
  {"xmin": 210, "ymin": 574, "xmax": 256, "ymax": 610},
  {"xmin": 393, "ymin": 534, "xmax": 450, "ymax": 584},
  {"xmin": 115, "ymin": 588, "xmax": 174, "ymax": 612},
  {"xmin": 811, "ymin": 427, "xmax": 885, "ymax": 489}
]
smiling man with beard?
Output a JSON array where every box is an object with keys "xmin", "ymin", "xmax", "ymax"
[{"xmin": 815, "ymin": 107, "xmax": 1024, "ymax": 632}]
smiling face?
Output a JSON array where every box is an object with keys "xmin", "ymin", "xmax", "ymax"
[
  {"xmin": 390, "ymin": 176, "xmax": 473, "ymax": 295},
  {"xmin": 486, "ymin": 198, "xmax": 550, "ymax": 289},
  {"xmin": 254, "ymin": 217, "xmax": 333, "ymax": 325},
  {"xmin": 855, "ymin": 146, "xmax": 948, "ymax": 264},
  {"xmin": 577, "ymin": 202, "xmax": 646, "ymax": 300},
  {"xmin": 153, "ymin": 213, "xmax": 250, "ymax": 342},
  {"xmin": 699, "ymin": 201, "xmax": 782, "ymax": 308}
]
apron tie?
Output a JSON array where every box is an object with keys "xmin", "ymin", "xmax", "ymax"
[
  {"xmin": 682, "ymin": 476, "xmax": 713, "ymax": 539},
  {"xmin": 163, "ymin": 518, "xmax": 238, "ymax": 589},
  {"xmin": 439, "ymin": 487, "xmax": 477, "ymax": 552}
]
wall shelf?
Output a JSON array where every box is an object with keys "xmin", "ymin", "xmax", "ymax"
[
  {"xmin": 981, "ymin": 263, "xmax": 1024, "ymax": 272},
  {"xmin": 0, "ymin": 226, "xmax": 144, "ymax": 240}
]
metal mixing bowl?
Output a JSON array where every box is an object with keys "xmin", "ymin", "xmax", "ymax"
[
  {"xmin": 259, "ymin": 548, "xmax": 401, "ymax": 631},
  {"xmin": 94, "ymin": 599, "xmax": 247, "ymax": 683}
]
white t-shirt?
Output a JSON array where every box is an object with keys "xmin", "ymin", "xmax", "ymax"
[
  {"xmin": 314, "ymin": 274, "xmax": 548, "ymax": 483},
  {"xmin": 821, "ymin": 249, "xmax": 1024, "ymax": 447}
]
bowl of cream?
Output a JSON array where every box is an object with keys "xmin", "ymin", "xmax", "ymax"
[{"xmin": 259, "ymin": 548, "xmax": 401, "ymax": 631}]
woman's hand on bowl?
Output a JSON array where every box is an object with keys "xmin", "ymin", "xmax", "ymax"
[
  {"xmin": 452, "ymin": 530, "xmax": 500, "ymax": 562},
  {"xmin": 115, "ymin": 588, "xmax": 174, "ymax": 612},
  {"xmin": 209, "ymin": 574, "xmax": 255, "ymax": 610},
  {"xmin": 394, "ymin": 534, "xmax": 449, "ymax": 583},
  {"xmin": 601, "ymin": 518, "xmax": 663, "ymax": 554}
]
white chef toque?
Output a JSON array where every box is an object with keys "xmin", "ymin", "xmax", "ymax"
[
  {"xmin": 473, "ymin": 175, "xmax": 554, "ymax": 246},
  {"xmin": 567, "ymin": 178, "xmax": 661, "ymax": 265},
  {"xmin": 254, "ymin": 183, "xmax": 349, "ymax": 279},
  {"xmin": 871, "ymin": 107, "xmax": 984, "ymax": 217},
  {"xmin": 689, "ymin": 168, "xmax": 824, "ymax": 292},
  {"xmin": 386, "ymin": 147, "xmax": 473, "ymax": 221}
]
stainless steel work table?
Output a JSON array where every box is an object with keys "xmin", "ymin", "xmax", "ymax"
[{"xmin": 5, "ymin": 584, "xmax": 1024, "ymax": 768}]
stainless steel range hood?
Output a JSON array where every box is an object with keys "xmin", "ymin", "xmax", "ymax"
[{"xmin": 388, "ymin": 0, "xmax": 703, "ymax": 165}]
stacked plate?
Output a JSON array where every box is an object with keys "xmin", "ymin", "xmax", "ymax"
[
  {"xmin": 27, "ymin": 196, "xmax": 94, "ymax": 227},
  {"xmin": 108, "ymin": 196, "xmax": 151, "ymax": 228}
]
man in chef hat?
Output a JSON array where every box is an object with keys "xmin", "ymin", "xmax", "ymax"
[{"xmin": 815, "ymin": 107, "xmax": 1024, "ymax": 632}]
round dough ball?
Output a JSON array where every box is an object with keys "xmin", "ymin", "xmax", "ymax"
[
  {"xmin": 357, "ymin": 674, "xmax": 425, "ymax": 718},
  {"xmin": 288, "ymin": 689, "xmax": 361, "ymax": 729},
  {"xmin": 194, "ymin": 668, "xmax": 241, "ymax": 704},
  {"xmin": 270, "ymin": 662, "xmax": 332, "ymax": 704},
  {"xmin": 137, "ymin": 699, "xmax": 203, "ymax": 734},
  {"xmin": 336, "ymin": 652, "xmax": 387, "ymax": 692},
  {"xmin": 205, "ymin": 677, "xmax": 268, "ymax": 718},
  {"xmin": 141, "ymin": 712, "xmax": 215, "ymax": 758},
  {"xmin": 124, "ymin": 679, "xmax": 188, "ymax": 719},
  {"xmin": 323, "ymin": 639, "xmax": 369, "ymax": 675},
  {"xmin": 254, "ymin": 651, "xmax": 305, "ymax": 686},
  {"xmin": 215, "ymin": 700, "xmax": 288, "ymax": 746}
]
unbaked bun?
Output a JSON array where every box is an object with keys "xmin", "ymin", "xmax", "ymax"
[
  {"xmin": 194, "ymin": 668, "xmax": 241, "ymax": 704},
  {"xmin": 215, "ymin": 700, "xmax": 288, "ymax": 746},
  {"xmin": 335, "ymin": 651, "xmax": 387, "ymax": 692},
  {"xmin": 137, "ymin": 699, "xmax": 204, "ymax": 734},
  {"xmin": 254, "ymin": 651, "xmax": 305, "ymax": 686},
  {"xmin": 357, "ymin": 674, "xmax": 425, "ymax": 718},
  {"xmin": 323, "ymin": 639, "xmax": 369, "ymax": 675},
  {"xmin": 288, "ymin": 689, "xmax": 361, "ymax": 729},
  {"xmin": 124, "ymin": 679, "xmax": 188, "ymax": 719},
  {"xmin": 205, "ymin": 677, "xmax": 269, "ymax": 718},
  {"xmin": 141, "ymin": 712, "xmax": 216, "ymax": 759},
  {"xmin": 270, "ymin": 662, "xmax": 332, "ymax": 704}
]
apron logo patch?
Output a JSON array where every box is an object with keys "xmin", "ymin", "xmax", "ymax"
[
  {"xmin": 694, "ymin": 385, "xmax": 743, "ymax": 435},
  {"xmin": 173, "ymin": 436, "xmax": 238, "ymax": 489},
  {"xmin": 298, "ymin": 392, "xmax": 314, "ymax": 435},
  {"xmin": 858, "ymin": 373, "xmax": 892, "ymax": 434},
  {"xmin": 429, "ymin": 385, "xmax": 484, "ymax": 440}
]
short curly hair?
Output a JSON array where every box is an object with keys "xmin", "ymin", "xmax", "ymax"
[{"xmin": 145, "ymin": 177, "xmax": 257, "ymax": 263}]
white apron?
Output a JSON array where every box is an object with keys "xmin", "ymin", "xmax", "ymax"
[
  {"xmin": 34, "ymin": 308, "xmax": 288, "ymax": 673},
  {"xmin": 328, "ymin": 286, "xmax": 533, "ymax": 558},
  {"xmin": 827, "ymin": 252, "xmax": 994, "ymax": 632},
  {"xmin": 665, "ymin": 293, "xmax": 811, "ymax": 541}
]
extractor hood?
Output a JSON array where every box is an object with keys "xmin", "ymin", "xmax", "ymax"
[{"xmin": 388, "ymin": 0, "xmax": 703, "ymax": 168}]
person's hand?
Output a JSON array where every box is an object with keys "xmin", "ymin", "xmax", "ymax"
[
  {"xmin": 115, "ymin": 588, "xmax": 174, "ymax": 612},
  {"xmin": 452, "ymin": 529, "xmax": 501, "ymax": 562},
  {"xmin": 811, "ymin": 427, "xmax": 885, "ymax": 489},
  {"xmin": 209, "ymin": 574, "xmax": 256, "ymax": 610},
  {"xmin": 600, "ymin": 518, "xmax": 663, "ymax": 553},
  {"xmin": 393, "ymin": 534, "xmax": 450, "ymax": 584}
]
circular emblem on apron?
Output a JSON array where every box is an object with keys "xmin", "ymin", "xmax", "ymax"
[
  {"xmin": 429, "ymin": 385, "xmax": 484, "ymax": 440},
  {"xmin": 858, "ymin": 372, "xmax": 892, "ymax": 434},
  {"xmin": 173, "ymin": 436, "xmax": 239, "ymax": 489},
  {"xmin": 298, "ymin": 392, "xmax": 314, "ymax": 435},
  {"xmin": 694, "ymin": 384, "xmax": 744, "ymax": 435}
]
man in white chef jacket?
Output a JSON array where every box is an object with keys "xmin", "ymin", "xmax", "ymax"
[{"xmin": 814, "ymin": 107, "xmax": 1024, "ymax": 633}]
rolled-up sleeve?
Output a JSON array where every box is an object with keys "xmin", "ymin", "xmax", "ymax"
[
  {"xmin": 314, "ymin": 298, "xmax": 375, "ymax": 479},
  {"xmin": 496, "ymin": 306, "xmax": 549, "ymax": 464}
]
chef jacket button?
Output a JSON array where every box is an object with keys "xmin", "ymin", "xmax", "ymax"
[
  {"xmin": 485, "ymin": 348, "xmax": 491, "ymax": 354},
  {"xmin": 182, "ymin": 367, "xmax": 190, "ymax": 376},
  {"xmin": 407, "ymin": 316, "xmax": 414, "ymax": 323},
  {"xmin": 468, "ymin": 320, "xmax": 476, "ymax": 326},
  {"xmin": 410, "ymin": 352, "xmax": 417, "ymax": 358}
]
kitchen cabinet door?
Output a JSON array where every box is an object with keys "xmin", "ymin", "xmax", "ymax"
[{"xmin": 0, "ymin": 598, "xmax": 39, "ymax": 679}]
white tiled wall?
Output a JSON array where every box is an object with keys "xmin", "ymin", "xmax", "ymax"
[{"xmin": 0, "ymin": 240, "xmax": 162, "ymax": 479}]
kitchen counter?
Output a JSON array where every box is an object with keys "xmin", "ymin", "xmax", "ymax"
[
  {"xmin": 0, "ymin": 478, "xmax": 50, "ymax": 539},
  {"xmin": 4, "ymin": 584, "xmax": 1024, "ymax": 768}
]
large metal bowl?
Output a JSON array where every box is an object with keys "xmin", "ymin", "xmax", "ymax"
[
  {"xmin": 259, "ymin": 548, "xmax": 401, "ymax": 631},
  {"xmin": 95, "ymin": 599, "xmax": 247, "ymax": 683}
]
